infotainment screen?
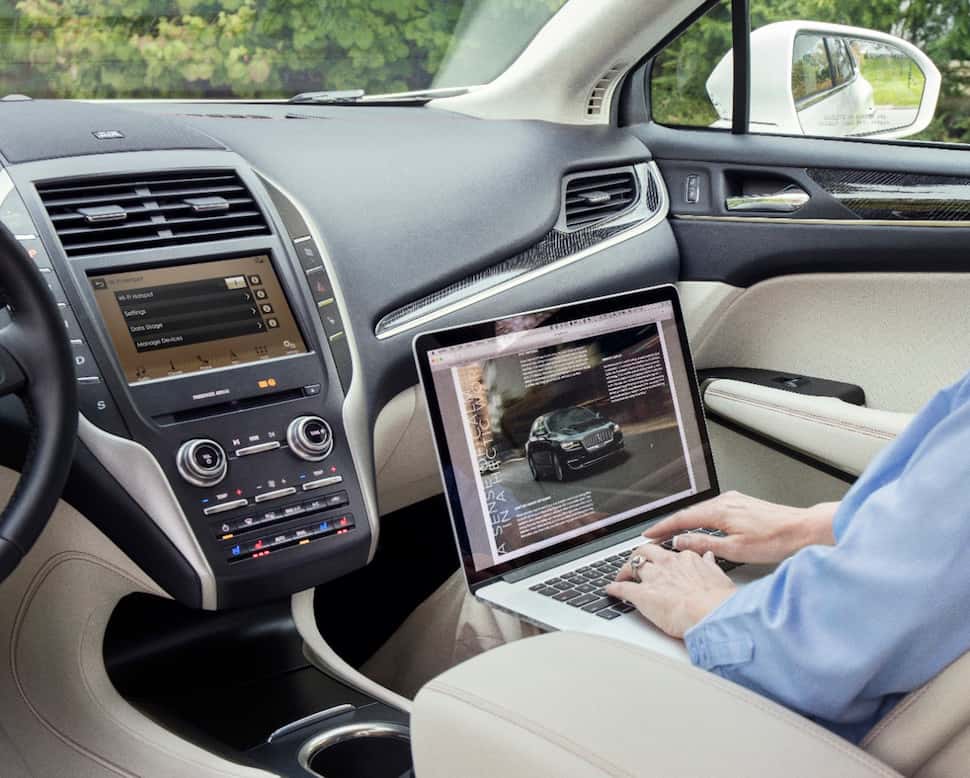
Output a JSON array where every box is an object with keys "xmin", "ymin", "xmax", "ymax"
[{"xmin": 89, "ymin": 255, "xmax": 307, "ymax": 383}]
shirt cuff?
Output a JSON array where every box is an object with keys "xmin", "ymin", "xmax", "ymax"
[{"xmin": 684, "ymin": 585, "xmax": 759, "ymax": 670}]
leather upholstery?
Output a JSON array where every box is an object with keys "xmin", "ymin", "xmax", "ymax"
[
  {"xmin": 704, "ymin": 379, "xmax": 912, "ymax": 476},
  {"xmin": 412, "ymin": 631, "xmax": 902, "ymax": 778},
  {"xmin": 863, "ymin": 650, "xmax": 970, "ymax": 777}
]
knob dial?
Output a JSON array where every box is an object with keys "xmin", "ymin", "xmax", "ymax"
[
  {"xmin": 287, "ymin": 415, "xmax": 333, "ymax": 461},
  {"xmin": 176, "ymin": 439, "xmax": 227, "ymax": 488}
]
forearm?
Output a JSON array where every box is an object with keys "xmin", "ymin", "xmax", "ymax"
[{"xmin": 795, "ymin": 501, "xmax": 838, "ymax": 549}]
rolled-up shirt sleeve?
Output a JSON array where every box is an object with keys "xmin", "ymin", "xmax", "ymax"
[{"xmin": 684, "ymin": 374, "xmax": 970, "ymax": 742}]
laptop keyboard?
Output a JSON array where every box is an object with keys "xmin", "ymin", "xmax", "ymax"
[
  {"xmin": 530, "ymin": 529, "xmax": 740, "ymax": 620},
  {"xmin": 529, "ymin": 549, "xmax": 635, "ymax": 620}
]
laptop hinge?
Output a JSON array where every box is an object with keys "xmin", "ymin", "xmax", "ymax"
[{"xmin": 502, "ymin": 518, "xmax": 657, "ymax": 584}]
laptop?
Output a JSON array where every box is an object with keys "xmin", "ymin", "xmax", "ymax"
[{"xmin": 413, "ymin": 285, "xmax": 737, "ymax": 655}]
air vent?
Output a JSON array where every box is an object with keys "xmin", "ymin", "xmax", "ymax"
[
  {"xmin": 37, "ymin": 170, "xmax": 270, "ymax": 256},
  {"xmin": 586, "ymin": 63, "xmax": 626, "ymax": 117},
  {"xmin": 563, "ymin": 168, "xmax": 639, "ymax": 229}
]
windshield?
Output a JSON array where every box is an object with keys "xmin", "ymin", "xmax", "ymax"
[
  {"xmin": 547, "ymin": 407, "xmax": 598, "ymax": 432},
  {"xmin": 0, "ymin": 0, "xmax": 567, "ymax": 100}
]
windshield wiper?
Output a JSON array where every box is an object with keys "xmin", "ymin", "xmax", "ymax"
[
  {"xmin": 287, "ymin": 86, "xmax": 470, "ymax": 105},
  {"xmin": 288, "ymin": 89, "xmax": 367, "ymax": 104}
]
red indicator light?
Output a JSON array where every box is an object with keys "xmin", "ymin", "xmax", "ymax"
[
  {"xmin": 330, "ymin": 466, "xmax": 337, "ymax": 473},
  {"xmin": 235, "ymin": 488, "xmax": 243, "ymax": 496}
]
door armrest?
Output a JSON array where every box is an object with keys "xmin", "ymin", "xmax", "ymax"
[{"xmin": 412, "ymin": 631, "xmax": 900, "ymax": 778}]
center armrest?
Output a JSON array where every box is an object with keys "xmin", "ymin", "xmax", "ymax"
[{"xmin": 412, "ymin": 631, "xmax": 901, "ymax": 778}]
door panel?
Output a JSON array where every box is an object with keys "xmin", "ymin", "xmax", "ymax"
[{"xmin": 649, "ymin": 125, "xmax": 970, "ymax": 505}]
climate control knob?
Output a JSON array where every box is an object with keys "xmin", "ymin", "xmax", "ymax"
[
  {"xmin": 176, "ymin": 438, "xmax": 227, "ymax": 488},
  {"xmin": 287, "ymin": 415, "xmax": 333, "ymax": 461}
]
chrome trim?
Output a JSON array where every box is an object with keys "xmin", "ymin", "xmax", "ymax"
[
  {"xmin": 298, "ymin": 722, "xmax": 410, "ymax": 774},
  {"xmin": 176, "ymin": 438, "xmax": 228, "ymax": 488},
  {"xmin": 253, "ymin": 172, "xmax": 381, "ymax": 559},
  {"xmin": 375, "ymin": 161, "xmax": 670, "ymax": 340},
  {"xmin": 725, "ymin": 188, "xmax": 809, "ymax": 213},
  {"xmin": 77, "ymin": 414, "xmax": 218, "ymax": 608},
  {"xmin": 267, "ymin": 704, "xmax": 355, "ymax": 743},
  {"xmin": 253, "ymin": 486, "xmax": 296, "ymax": 503},
  {"xmin": 302, "ymin": 475, "xmax": 344, "ymax": 491},
  {"xmin": 674, "ymin": 214, "xmax": 970, "ymax": 227},
  {"xmin": 202, "ymin": 498, "xmax": 248, "ymax": 515},
  {"xmin": 286, "ymin": 415, "xmax": 333, "ymax": 461},
  {"xmin": 234, "ymin": 440, "xmax": 281, "ymax": 457}
]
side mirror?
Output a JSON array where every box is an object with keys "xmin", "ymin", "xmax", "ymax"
[{"xmin": 705, "ymin": 21, "xmax": 941, "ymax": 139}]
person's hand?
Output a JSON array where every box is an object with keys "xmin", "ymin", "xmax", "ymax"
[
  {"xmin": 606, "ymin": 544, "xmax": 735, "ymax": 638},
  {"xmin": 641, "ymin": 491, "xmax": 838, "ymax": 565}
]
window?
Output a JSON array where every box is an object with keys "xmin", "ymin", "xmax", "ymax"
[
  {"xmin": 649, "ymin": 0, "xmax": 968, "ymax": 146},
  {"xmin": 0, "ymin": 0, "xmax": 569, "ymax": 99},
  {"xmin": 650, "ymin": 0, "xmax": 733, "ymax": 129},
  {"xmin": 791, "ymin": 34, "xmax": 834, "ymax": 102},
  {"xmin": 829, "ymin": 38, "xmax": 855, "ymax": 86}
]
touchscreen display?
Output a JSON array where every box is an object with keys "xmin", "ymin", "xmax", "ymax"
[
  {"xmin": 425, "ymin": 300, "xmax": 712, "ymax": 574},
  {"xmin": 90, "ymin": 255, "xmax": 307, "ymax": 383}
]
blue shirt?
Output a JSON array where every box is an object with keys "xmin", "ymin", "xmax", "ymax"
[{"xmin": 684, "ymin": 370, "xmax": 970, "ymax": 743}]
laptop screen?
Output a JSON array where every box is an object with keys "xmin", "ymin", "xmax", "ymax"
[{"xmin": 415, "ymin": 286, "xmax": 718, "ymax": 588}]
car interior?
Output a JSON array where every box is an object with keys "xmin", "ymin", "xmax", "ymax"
[{"xmin": 0, "ymin": 0, "xmax": 969, "ymax": 775}]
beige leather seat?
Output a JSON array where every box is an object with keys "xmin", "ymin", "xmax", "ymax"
[{"xmin": 412, "ymin": 631, "xmax": 970, "ymax": 778}]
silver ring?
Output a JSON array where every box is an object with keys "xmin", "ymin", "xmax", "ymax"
[{"xmin": 628, "ymin": 554, "xmax": 646, "ymax": 583}]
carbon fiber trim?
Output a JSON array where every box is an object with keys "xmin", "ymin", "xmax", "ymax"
[
  {"xmin": 374, "ymin": 163, "xmax": 667, "ymax": 339},
  {"xmin": 808, "ymin": 168, "xmax": 970, "ymax": 221}
]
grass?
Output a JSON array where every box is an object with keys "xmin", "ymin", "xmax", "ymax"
[{"xmin": 858, "ymin": 56, "xmax": 925, "ymax": 107}]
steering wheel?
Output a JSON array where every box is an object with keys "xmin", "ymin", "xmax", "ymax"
[{"xmin": 0, "ymin": 223, "xmax": 77, "ymax": 583}]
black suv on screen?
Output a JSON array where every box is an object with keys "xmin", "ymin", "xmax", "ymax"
[{"xmin": 525, "ymin": 407, "xmax": 624, "ymax": 481}]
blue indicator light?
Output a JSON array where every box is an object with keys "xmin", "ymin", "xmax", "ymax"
[
  {"xmin": 201, "ymin": 498, "xmax": 210, "ymax": 504},
  {"xmin": 299, "ymin": 473, "xmax": 307, "ymax": 480},
  {"xmin": 231, "ymin": 545, "xmax": 241, "ymax": 556},
  {"xmin": 320, "ymin": 522, "xmax": 329, "ymax": 531}
]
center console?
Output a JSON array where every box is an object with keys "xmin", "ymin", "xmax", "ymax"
[{"xmin": 0, "ymin": 151, "xmax": 377, "ymax": 609}]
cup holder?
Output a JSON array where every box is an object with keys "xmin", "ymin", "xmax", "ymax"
[{"xmin": 299, "ymin": 722, "xmax": 413, "ymax": 778}]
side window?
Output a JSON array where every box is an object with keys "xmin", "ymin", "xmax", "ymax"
[
  {"xmin": 791, "ymin": 34, "xmax": 833, "ymax": 102},
  {"xmin": 650, "ymin": 0, "xmax": 966, "ymax": 145},
  {"xmin": 650, "ymin": 0, "xmax": 733, "ymax": 129},
  {"xmin": 829, "ymin": 38, "xmax": 855, "ymax": 86}
]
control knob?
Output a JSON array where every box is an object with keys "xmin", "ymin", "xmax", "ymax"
[
  {"xmin": 176, "ymin": 438, "xmax": 227, "ymax": 488},
  {"xmin": 287, "ymin": 415, "xmax": 333, "ymax": 461}
]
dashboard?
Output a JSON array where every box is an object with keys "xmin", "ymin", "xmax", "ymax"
[{"xmin": 0, "ymin": 99, "xmax": 678, "ymax": 610}]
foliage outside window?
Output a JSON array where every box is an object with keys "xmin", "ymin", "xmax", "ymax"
[
  {"xmin": 651, "ymin": 0, "xmax": 970, "ymax": 146},
  {"xmin": 791, "ymin": 33, "xmax": 834, "ymax": 101},
  {"xmin": 650, "ymin": 0, "xmax": 733, "ymax": 128},
  {"xmin": 0, "ymin": 0, "xmax": 566, "ymax": 99}
]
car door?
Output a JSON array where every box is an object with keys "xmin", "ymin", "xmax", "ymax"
[{"xmin": 619, "ymin": 0, "xmax": 970, "ymax": 508}]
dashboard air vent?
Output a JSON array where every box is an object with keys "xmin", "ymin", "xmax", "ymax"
[
  {"xmin": 586, "ymin": 63, "xmax": 626, "ymax": 117},
  {"xmin": 36, "ymin": 170, "xmax": 270, "ymax": 256},
  {"xmin": 563, "ymin": 168, "xmax": 638, "ymax": 229}
]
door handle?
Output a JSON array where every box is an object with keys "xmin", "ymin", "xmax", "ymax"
[{"xmin": 725, "ymin": 186, "xmax": 809, "ymax": 213}]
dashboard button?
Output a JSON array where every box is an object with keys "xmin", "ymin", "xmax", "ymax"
[
  {"xmin": 287, "ymin": 416, "xmax": 333, "ymax": 461},
  {"xmin": 254, "ymin": 486, "xmax": 297, "ymax": 503},
  {"xmin": 177, "ymin": 438, "xmax": 228, "ymax": 488},
  {"xmin": 319, "ymin": 307, "xmax": 343, "ymax": 337},
  {"xmin": 302, "ymin": 475, "xmax": 343, "ymax": 491},
  {"xmin": 305, "ymin": 267, "xmax": 333, "ymax": 303},
  {"xmin": 203, "ymin": 498, "xmax": 248, "ymax": 516},
  {"xmin": 294, "ymin": 238, "xmax": 324, "ymax": 271},
  {"xmin": 234, "ymin": 440, "xmax": 281, "ymax": 457},
  {"xmin": 325, "ymin": 491, "xmax": 349, "ymax": 508}
]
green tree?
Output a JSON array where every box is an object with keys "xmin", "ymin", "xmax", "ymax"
[{"xmin": 0, "ymin": 0, "xmax": 564, "ymax": 98}]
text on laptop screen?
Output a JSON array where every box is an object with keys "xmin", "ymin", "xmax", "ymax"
[{"xmin": 427, "ymin": 300, "xmax": 712, "ymax": 573}]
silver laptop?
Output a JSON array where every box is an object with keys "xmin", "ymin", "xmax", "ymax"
[{"xmin": 413, "ymin": 285, "xmax": 722, "ymax": 652}]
